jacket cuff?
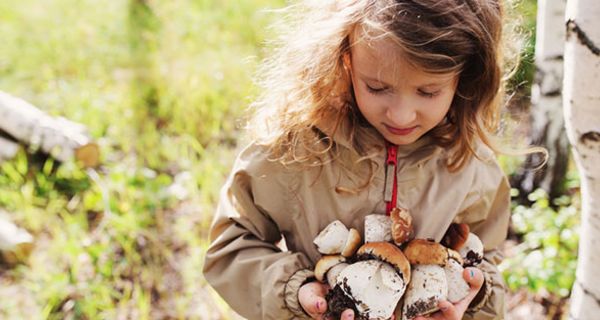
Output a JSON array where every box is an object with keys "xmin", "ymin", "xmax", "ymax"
[
  {"xmin": 284, "ymin": 268, "xmax": 315, "ymax": 318},
  {"xmin": 467, "ymin": 269, "xmax": 493, "ymax": 314}
]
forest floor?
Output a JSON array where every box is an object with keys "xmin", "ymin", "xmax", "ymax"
[{"xmin": 504, "ymin": 239, "xmax": 570, "ymax": 320}]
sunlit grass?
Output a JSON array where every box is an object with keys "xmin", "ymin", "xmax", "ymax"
[{"xmin": 0, "ymin": 0, "xmax": 284, "ymax": 318}]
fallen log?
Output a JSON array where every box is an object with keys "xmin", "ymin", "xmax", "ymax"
[
  {"xmin": 0, "ymin": 91, "xmax": 99, "ymax": 167},
  {"xmin": 0, "ymin": 135, "xmax": 19, "ymax": 163},
  {"xmin": 0, "ymin": 210, "xmax": 33, "ymax": 266}
]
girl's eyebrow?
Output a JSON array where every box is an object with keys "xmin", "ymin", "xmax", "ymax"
[
  {"xmin": 359, "ymin": 72, "xmax": 450, "ymax": 88},
  {"xmin": 357, "ymin": 72, "xmax": 393, "ymax": 86}
]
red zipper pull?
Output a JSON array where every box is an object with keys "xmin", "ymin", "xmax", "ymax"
[
  {"xmin": 386, "ymin": 144, "xmax": 398, "ymax": 165},
  {"xmin": 385, "ymin": 144, "xmax": 398, "ymax": 215}
]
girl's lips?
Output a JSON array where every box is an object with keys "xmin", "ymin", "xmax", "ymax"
[{"xmin": 385, "ymin": 124, "xmax": 417, "ymax": 136}]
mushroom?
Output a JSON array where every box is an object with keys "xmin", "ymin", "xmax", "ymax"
[
  {"xmin": 444, "ymin": 256, "xmax": 470, "ymax": 303},
  {"xmin": 401, "ymin": 240, "xmax": 470, "ymax": 318},
  {"xmin": 356, "ymin": 242, "xmax": 411, "ymax": 280},
  {"xmin": 403, "ymin": 239, "xmax": 449, "ymax": 266},
  {"xmin": 314, "ymin": 255, "xmax": 349, "ymax": 289},
  {"xmin": 342, "ymin": 228, "xmax": 362, "ymax": 257},
  {"xmin": 364, "ymin": 214, "xmax": 393, "ymax": 243},
  {"xmin": 459, "ymin": 232, "xmax": 484, "ymax": 267},
  {"xmin": 402, "ymin": 264, "xmax": 448, "ymax": 319},
  {"xmin": 402, "ymin": 240, "xmax": 449, "ymax": 318},
  {"xmin": 327, "ymin": 242, "xmax": 411, "ymax": 320},
  {"xmin": 390, "ymin": 207, "xmax": 414, "ymax": 246},
  {"xmin": 441, "ymin": 223, "xmax": 470, "ymax": 250},
  {"xmin": 313, "ymin": 220, "xmax": 362, "ymax": 257}
]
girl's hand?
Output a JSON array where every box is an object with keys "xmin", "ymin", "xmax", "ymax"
[
  {"xmin": 412, "ymin": 267, "xmax": 484, "ymax": 320},
  {"xmin": 298, "ymin": 281, "xmax": 355, "ymax": 319}
]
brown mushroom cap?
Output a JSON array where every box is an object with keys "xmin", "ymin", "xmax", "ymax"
[
  {"xmin": 390, "ymin": 207, "xmax": 414, "ymax": 245},
  {"xmin": 441, "ymin": 223, "xmax": 470, "ymax": 251},
  {"xmin": 447, "ymin": 248, "xmax": 464, "ymax": 265},
  {"xmin": 403, "ymin": 239, "xmax": 449, "ymax": 266},
  {"xmin": 315, "ymin": 255, "xmax": 346, "ymax": 283},
  {"xmin": 341, "ymin": 228, "xmax": 362, "ymax": 257},
  {"xmin": 356, "ymin": 242, "xmax": 411, "ymax": 281}
]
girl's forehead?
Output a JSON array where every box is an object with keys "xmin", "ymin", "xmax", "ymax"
[
  {"xmin": 353, "ymin": 37, "xmax": 404, "ymax": 67},
  {"xmin": 351, "ymin": 38, "xmax": 458, "ymax": 85}
]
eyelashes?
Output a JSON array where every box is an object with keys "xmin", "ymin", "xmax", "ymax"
[
  {"xmin": 365, "ymin": 84, "xmax": 439, "ymax": 98},
  {"xmin": 366, "ymin": 84, "xmax": 387, "ymax": 94},
  {"xmin": 417, "ymin": 89, "xmax": 439, "ymax": 98}
]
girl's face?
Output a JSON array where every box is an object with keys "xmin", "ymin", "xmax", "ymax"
[{"xmin": 346, "ymin": 38, "xmax": 458, "ymax": 146}]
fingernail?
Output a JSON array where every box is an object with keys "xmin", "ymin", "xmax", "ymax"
[
  {"xmin": 470, "ymin": 269, "xmax": 475, "ymax": 278},
  {"xmin": 346, "ymin": 312, "xmax": 354, "ymax": 319},
  {"xmin": 441, "ymin": 306, "xmax": 448, "ymax": 311}
]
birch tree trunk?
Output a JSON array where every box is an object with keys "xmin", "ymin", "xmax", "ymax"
[
  {"xmin": 0, "ymin": 91, "xmax": 99, "ymax": 167},
  {"xmin": 513, "ymin": 0, "xmax": 568, "ymax": 201},
  {"xmin": 563, "ymin": 0, "xmax": 600, "ymax": 318}
]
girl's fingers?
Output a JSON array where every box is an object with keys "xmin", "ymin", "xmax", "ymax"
[
  {"xmin": 298, "ymin": 282, "xmax": 329, "ymax": 319},
  {"xmin": 455, "ymin": 267, "xmax": 484, "ymax": 310},
  {"xmin": 340, "ymin": 309, "xmax": 354, "ymax": 320},
  {"xmin": 463, "ymin": 267, "xmax": 484, "ymax": 290},
  {"xmin": 302, "ymin": 295, "xmax": 326, "ymax": 316},
  {"xmin": 300, "ymin": 296, "xmax": 324, "ymax": 318},
  {"xmin": 437, "ymin": 300, "xmax": 459, "ymax": 320},
  {"xmin": 315, "ymin": 297, "xmax": 328, "ymax": 314}
]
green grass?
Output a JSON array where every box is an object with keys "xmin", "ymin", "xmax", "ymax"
[{"xmin": 0, "ymin": 0, "xmax": 284, "ymax": 318}]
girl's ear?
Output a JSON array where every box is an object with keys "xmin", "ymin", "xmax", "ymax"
[
  {"xmin": 343, "ymin": 52, "xmax": 352, "ymax": 75},
  {"xmin": 342, "ymin": 52, "xmax": 352, "ymax": 71}
]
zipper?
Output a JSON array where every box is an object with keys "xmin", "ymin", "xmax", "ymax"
[{"xmin": 384, "ymin": 144, "xmax": 398, "ymax": 215}]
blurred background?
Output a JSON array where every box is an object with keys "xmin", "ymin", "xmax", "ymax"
[{"xmin": 0, "ymin": 0, "xmax": 577, "ymax": 319}]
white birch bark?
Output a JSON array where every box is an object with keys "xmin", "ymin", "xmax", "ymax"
[
  {"xmin": 0, "ymin": 91, "xmax": 99, "ymax": 167},
  {"xmin": 563, "ymin": 1, "xmax": 600, "ymax": 318},
  {"xmin": 0, "ymin": 136, "xmax": 19, "ymax": 162}
]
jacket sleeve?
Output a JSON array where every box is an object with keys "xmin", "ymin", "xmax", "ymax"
[
  {"xmin": 456, "ymin": 159, "xmax": 511, "ymax": 320},
  {"xmin": 202, "ymin": 146, "xmax": 314, "ymax": 320}
]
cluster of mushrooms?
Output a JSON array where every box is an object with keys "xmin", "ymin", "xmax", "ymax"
[{"xmin": 312, "ymin": 208, "xmax": 485, "ymax": 320}]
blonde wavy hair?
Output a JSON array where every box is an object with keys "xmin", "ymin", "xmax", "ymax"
[{"xmin": 250, "ymin": 0, "xmax": 513, "ymax": 174}]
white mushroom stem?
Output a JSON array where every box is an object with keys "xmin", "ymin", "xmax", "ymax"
[
  {"xmin": 444, "ymin": 259, "xmax": 470, "ymax": 303},
  {"xmin": 326, "ymin": 262, "xmax": 349, "ymax": 289},
  {"xmin": 402, "ymin": 264, "xmax": 448, "ymax": 319},
  {"xmin": 364, "ymin": 214, "xmax": 392, "ymax": 243},
  {"xmin": 337, "ymin": 260, "xmax": 406, "ymax": 320},
  {"xmin": 313, "ymin": 220, "xmax": 349, "ymax": 254}
]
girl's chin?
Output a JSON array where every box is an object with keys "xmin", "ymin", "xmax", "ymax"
[{"xmin": 382, "ymin": 132, "xmax": 422, "ymax": 145}]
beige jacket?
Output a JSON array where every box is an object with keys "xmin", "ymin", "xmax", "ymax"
[{"xmin": 203, "ymin": 131, "xmax": 510, "ymax": 320}]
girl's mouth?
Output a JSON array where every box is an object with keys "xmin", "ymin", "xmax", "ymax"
[{"xmin": 384, "ymin": 124, "xmax": 417, "ymax": 136}]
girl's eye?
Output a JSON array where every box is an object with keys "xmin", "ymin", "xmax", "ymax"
[
  {"xmin": 366, "ymin": 84, "xmax": 388, "ymax": 94},
  {"xmin": 418, "ymin": 89, "xmax": 439, "ymax": 98}
]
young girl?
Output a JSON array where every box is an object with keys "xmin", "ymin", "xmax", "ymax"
[{"xmin": 204, "ymin": 0, "xmax": 513, "ymax": 319}]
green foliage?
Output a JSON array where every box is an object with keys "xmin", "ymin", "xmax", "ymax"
[
  {"xmin": 0, "ymin": 0, "xmax": 284, "ymax": 318},
  {"xmin": 506, "ymin": 0, "xmax": 537, "ymax": 92},
  {"xmin": 501, "ymin": 189, "xmax": 580, "ymax": 298}
]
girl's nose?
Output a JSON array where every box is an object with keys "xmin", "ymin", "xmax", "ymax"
[{"xmin": 386, "ymin": 98, "xmax": 417, "ymax": 126}]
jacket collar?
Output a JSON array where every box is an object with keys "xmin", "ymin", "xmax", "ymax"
[{"xmin": 315, "ymin": 112, "xmax": 443, "ymax": 167}]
